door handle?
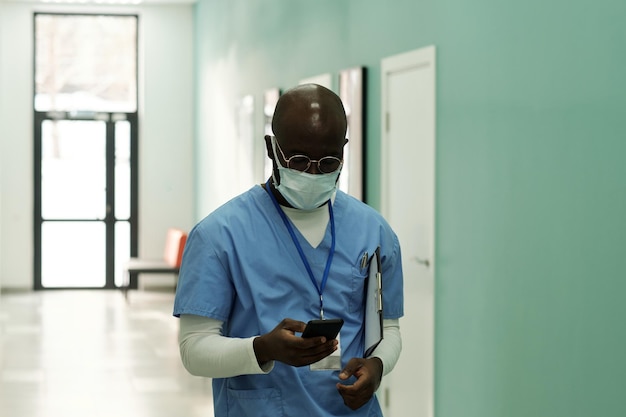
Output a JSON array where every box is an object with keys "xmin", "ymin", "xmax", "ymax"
[{"xmin": 412, "ymin": 256, "xmax": 430, "ymax": 268}]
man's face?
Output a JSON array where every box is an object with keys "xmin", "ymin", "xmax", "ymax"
[
  {"xmin": 271, "ymin": 107, "xmax": 346, "ymax": 173},
  {"xmin": 266, "ymin": 85, "xmax": 348, "ymax": 185}
]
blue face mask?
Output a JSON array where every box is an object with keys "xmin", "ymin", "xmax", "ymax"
[{"xmin": 271, "ymin": 137, "xmax": 342, "ymax": 210}]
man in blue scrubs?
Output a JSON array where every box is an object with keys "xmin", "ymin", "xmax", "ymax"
[{"xmin": 174, "ymin": 83, "xmax": 404, "ymax": 416}]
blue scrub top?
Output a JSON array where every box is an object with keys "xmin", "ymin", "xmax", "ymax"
[{"xmin": 173, "ymin": 185, "xmax": 404, "ymax": 417}]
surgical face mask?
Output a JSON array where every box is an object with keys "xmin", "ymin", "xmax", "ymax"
[{"xmin": 271, "ymin": 137, "xmax": 342, "ymax": 210}]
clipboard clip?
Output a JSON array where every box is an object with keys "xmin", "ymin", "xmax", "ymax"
[{"xmin": 376, "ymin": 272, "xmax": 383, "ymax": 312}]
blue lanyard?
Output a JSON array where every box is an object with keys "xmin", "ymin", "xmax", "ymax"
[{"xmin": 265, "ymin": 180, "xmax": 336, "ymax": 320}]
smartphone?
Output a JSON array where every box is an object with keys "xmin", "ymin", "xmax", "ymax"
[{"xmin": 301, "ymin": 318, "xmax": 344, "ymax": 340}]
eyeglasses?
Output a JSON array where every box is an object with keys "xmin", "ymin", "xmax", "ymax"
[{"xmin": 273, "ymin": 136, "xmax": 343, "ymax": 174}]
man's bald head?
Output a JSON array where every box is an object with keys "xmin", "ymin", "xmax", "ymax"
[{"xmin": 272, "ymin": 84, "xmax": 347, "ymax": 141}]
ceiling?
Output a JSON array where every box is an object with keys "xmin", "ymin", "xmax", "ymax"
[{"xmin": 0, "ymin": 0, "xmax": 196, "ymax": 4}]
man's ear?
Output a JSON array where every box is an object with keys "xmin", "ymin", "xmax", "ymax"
[
  {"xmin": 264, "ymin": 135, "xmax": 273, "ymax": 159},
  {"xmin": 265, "ymin": 135, "xmax": 280, "ymax": 184}
]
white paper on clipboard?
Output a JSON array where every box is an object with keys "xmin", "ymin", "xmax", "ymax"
[{"xmin": 364, "ymin": 247, "xmax": 383, "ymax": 358}]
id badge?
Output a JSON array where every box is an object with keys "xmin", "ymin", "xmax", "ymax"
[{"xmin": 310, "ymin": 333, "xmax": 342, "ymax": 371}]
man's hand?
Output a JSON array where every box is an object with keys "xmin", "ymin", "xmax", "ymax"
[
  {"xmin": 336, "ymin": 357, "xmax": 383, "ymax": 410},
  {"xmin": 253, "ymin": 318, "xmax": 338, "ymax": 367}
]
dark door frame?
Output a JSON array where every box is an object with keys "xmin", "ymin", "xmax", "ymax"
[
  {"xmin": 33, "ymin": 111, "xmax": 139, "ymax": 290},
  {"xmin": 33, "ymin": 12, "xmax": 139, "ymax": 290}
]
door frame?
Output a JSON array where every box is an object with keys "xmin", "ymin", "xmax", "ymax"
[
  {"xmin": 32, "ymin": 12, "xmax": 139, "ymax": 290},
  {"xmin": 379, "ymin": 45, "xmax": 436, "ymax": 417},
  {"xmin": 33, "ymin": 111, "xmax": 139, "ymax": 290}
]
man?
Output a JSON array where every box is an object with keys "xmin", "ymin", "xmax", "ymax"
[{"xmin": 173, "ymin": 83, "xmax": 404, "ymax": 416}]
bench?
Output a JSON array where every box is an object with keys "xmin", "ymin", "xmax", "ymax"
[{"xmin": 122, "ymin": 227, "xmax": 187, "ymax": 299}]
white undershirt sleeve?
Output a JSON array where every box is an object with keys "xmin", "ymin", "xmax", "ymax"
[
  {"xmin": 178, "ymin": 314, "xmax": 401, "ymax": 379},
  {"xmin": 371, "ymin": 319, "xmax": 402, "ymax": 377},
  {"xmin": 178, "ymin": 314, "xmax": 274, "ymax": 378}
]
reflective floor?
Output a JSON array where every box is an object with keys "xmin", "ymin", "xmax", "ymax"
[{"xmin": 0, "ymin": 289, "xmax": 214, "ymax": 417}]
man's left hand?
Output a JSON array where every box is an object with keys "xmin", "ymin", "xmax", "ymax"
[{"xmin": 336, "ymin": 357, "xmax": 383, "ymax": 410}]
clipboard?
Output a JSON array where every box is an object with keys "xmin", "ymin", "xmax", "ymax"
[{"xmin": 364, "ymin": 247, "xmax": 383, "ymax": 358}]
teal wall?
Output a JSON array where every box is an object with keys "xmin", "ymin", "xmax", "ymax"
[{"xmin": 193, "ymin": 1, "xmax": 626, "ymax": 416}]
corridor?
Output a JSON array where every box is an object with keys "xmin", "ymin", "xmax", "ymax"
[{"xmin": 0, "ymin": 289, "xmax": 213, "ymax": 417}]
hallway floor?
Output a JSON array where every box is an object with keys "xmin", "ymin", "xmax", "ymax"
[{"xmin": 0, "ymin": 289, "xmax": 214, "ymax": 417}]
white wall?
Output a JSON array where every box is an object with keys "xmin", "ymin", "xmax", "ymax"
[
  {"xmin": 0, "ymin": 2, "xmax": 4, "ymax": 290},
  {"xmin": 195, "ymin": 54, "xmax": 267, "ymax": 218},
  {"xmin": 0, "ymin": 2, "xmax": 195, "ymax": 290}
]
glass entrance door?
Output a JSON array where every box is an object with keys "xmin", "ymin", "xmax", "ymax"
[
  {"xmin": 34, "ymin": 113, "xmax": 136, "ymax": 289},
  {"xmin": 40, "ymin": 118, "xmax": 108, "ymax": 288}
]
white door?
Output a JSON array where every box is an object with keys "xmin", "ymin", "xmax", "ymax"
[{"xmin": 379, "ymin": 46, "xmax": 436, "ymax": 417}]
